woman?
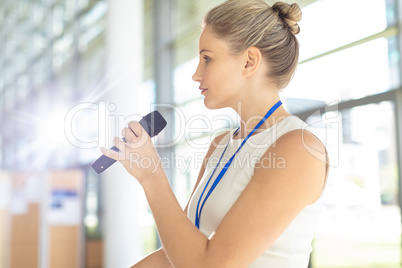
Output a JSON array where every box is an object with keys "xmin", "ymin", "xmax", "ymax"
[{"xmin": 102, "ymin": 0, "xmax": 328, "ymax": 267}]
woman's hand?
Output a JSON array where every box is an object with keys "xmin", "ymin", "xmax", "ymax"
[{"xmin": 100, "ymin": 121, "xmax": 164, "ymax": 184}]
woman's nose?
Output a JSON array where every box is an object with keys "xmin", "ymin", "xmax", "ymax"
[{"xmin": 192, "ymin": 65, "xmax": 202, "ymax": 82}]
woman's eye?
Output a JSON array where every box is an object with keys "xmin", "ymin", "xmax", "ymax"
[{"xmin": 203, "ymin": 56, "xmax": 211, "ymax": 63}]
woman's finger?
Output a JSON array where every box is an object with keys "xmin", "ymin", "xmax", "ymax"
[
  {"xmin": 126, "ymin": 121, "xmax": 151, "ymax": 148},
  {"xmin": 122, "ymin": 127, "xmax": 139, "ymax": 143},
  {"xmin": 127, "ymin": 121, "xmax": 144, "ymax": 138},
  {"xmin": 113, "ymin": 137, "xmax": 126, "ymax": 153},
  {"xmin": 100, "ymin": 147, "xmax": 119, "ymax": 161}
]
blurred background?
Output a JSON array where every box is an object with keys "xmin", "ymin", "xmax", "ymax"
[{"xmin": 0, "ymin": 0, "xmax": 401, "ymax": 267}]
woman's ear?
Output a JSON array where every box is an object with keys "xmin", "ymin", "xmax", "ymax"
[{"xmin": 243, "ymin": 47, "xmax": 262, "ymax": 77}]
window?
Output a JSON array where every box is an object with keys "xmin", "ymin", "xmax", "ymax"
[
  {"xmin": 283, "ymin": 37, "xmax": 395, "ymax": 102},
  {"xmin": 297, "ymin": 0, "xmax": 388, "ymax": 61},
  {"xmin": 311, "ymin": 102, "xmax": 401, "ymax": 267},
  {"xmin": 0, "ymin": 0, "xmax": 107, "ymax": 169}
]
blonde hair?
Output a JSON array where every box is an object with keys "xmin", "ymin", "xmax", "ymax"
[{"xmin": 204, "ymin": 0, "xmax": 302, "ymax": 89}]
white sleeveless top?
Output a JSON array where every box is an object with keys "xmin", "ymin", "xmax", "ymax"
[{"xmin": 187, "ymin": 116, "xmax": 322, "ymax": 268}]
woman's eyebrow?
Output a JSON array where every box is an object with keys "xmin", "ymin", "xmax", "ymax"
[{"xmin": 199, "ymin": 49, "xmax": 213, "ymax": 55}]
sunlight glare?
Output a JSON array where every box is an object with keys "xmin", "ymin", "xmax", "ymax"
[{"xmin": 42, "ymin": 112, "xmax": 68, "ymax": 147}]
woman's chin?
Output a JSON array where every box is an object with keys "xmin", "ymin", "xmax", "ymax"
[{"xmin": 203, "ymin": 100, "xmax": 219, "ymax": 110}]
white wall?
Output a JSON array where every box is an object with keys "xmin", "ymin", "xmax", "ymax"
[{"xmin": 103, "ymin": 0, "xmax": 149, "ymax": 267}]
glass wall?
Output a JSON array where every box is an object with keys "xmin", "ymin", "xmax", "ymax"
[
  {"xmin": 311, "ymin": 102, "xmax": 400, "ymax": 267},
  {"xmin": 282, "ymin": 0, "xmax": 398, "ymax": 103},
  {"xmin": 291, "ymin": 0, "xmax": 401, "ymax": 266},
  {"xmin": 0, "ymin": 0, "xmax": 108, "ymax": 248},
  {"xmin": 0, "ymin": 0, "xmax": 108, "ymax": 171}
]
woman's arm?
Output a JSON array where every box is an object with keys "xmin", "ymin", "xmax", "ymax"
[
  {"xmin": 128, "ymin": 130, "xmax": 229, "ymax": 267},
  {"xmin": 142, "ymin": 129, "xmax": 327, "ymax": 268},
  {"xmin": 103, "ymin": 123, "xmax": 327, "ymax": 268},
  {"xmin": 130, "ymin": 248, "xmax": 172, "ymax": 268}
]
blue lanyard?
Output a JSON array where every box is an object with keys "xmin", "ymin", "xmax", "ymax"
[{"xmin": 195, "ymin": 100, "xmax": 282, "ymax": 229}]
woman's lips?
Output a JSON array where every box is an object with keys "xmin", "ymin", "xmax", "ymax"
[{"xmin": 200, "ymin": 87, "xmax": 208, "ymax": 94}]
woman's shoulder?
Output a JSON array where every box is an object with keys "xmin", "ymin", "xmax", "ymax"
[
  {"xmin": 208, "ymin": 130, "xmax": 231, "ymax": 155},
  {"xmin": 255, "ymin": 128, "xmax": 328, "ymax": 204},
  {"xmin": 275, "ymin": 116, "xmax": 325, "ymax": 151},
  {"xmin": 277, "ymin": 115, "xmax": 307, "ymax": 130}
]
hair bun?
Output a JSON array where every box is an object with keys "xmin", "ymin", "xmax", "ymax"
[{"xmin": 272, "ymin": 2, "xmax": 302, "ymax": 35}]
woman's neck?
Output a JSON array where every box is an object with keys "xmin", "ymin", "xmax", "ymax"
[{"xmin": 233, "ymin": 98, "xmax": 291, "ymax": 140}]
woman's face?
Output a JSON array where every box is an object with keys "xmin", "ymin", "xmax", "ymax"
[{"xmin": 192, "ymin": 25, "xmax": 246, "ymax": 110}]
